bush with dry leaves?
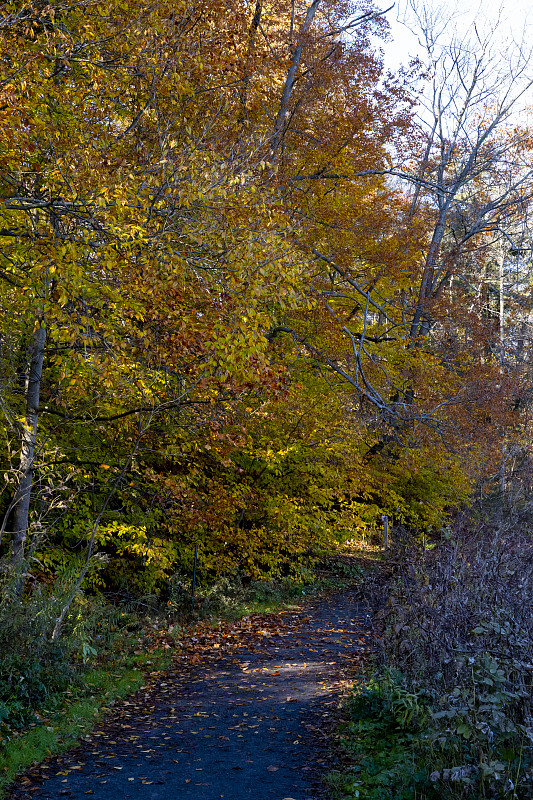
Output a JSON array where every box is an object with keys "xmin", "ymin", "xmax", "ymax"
[{"xmin": 375, "ymin": 508, "xmax": 533, "ymax": 798}]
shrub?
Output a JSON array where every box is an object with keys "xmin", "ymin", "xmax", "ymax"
[{"xmin": 374, "ymin": 511, "xmax": 533, "ymax": 798}]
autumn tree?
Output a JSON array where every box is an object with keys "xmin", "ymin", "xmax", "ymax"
[
  {"xmin": 3, "ymin": 0, "xmax": 524, "ymax": 599},
  {"xmin": 0, "ymin": 0, "xmax": 297, "ymax": 573},
  {"xmin": 3, "ymin": 0, "xmax": 386, "ymax": 585}
]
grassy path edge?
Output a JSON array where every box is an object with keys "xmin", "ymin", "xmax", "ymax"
[
  {"xmin": 0, "ymin": 647, "xmax": 172, "ymax": 797},
  {"xmin": 0, "ymin": 552, "xmax": 375, "ymax": 797},
  {"xmin": 0, "ymin": 591, "xmax": 308, "ymax": 797}
]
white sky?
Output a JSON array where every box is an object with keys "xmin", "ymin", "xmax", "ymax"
[{"xmin": 377, "ymin": 0, "xmax": 533, "ymax": 70}]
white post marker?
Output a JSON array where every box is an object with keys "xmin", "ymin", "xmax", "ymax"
[{"xmin": 382, "ymin": 514, "xmax": 389, "ymax": 551}]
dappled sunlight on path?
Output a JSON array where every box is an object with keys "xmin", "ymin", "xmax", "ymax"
[{"xmin": 7, "ymin": 591, "xmax": 373, "ymax": 800}]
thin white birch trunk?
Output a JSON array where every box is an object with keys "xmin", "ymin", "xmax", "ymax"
[{"xmin": 9, "ymin": 321, "xmax": 46, "ymax": 564}]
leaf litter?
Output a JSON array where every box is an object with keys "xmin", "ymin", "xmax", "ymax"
[{"xmin": 6, "ymin": 589, "xmax": 373, "ymax": 800}]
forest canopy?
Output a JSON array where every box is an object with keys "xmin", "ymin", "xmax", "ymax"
[{"xmin": 1, "ymin": 0, "xmax": 532, "ymax": 605}]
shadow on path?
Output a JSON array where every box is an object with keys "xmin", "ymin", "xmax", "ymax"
[{"xmin": 8, "ymin": 590, "xmax": 373, "ymax": 800}]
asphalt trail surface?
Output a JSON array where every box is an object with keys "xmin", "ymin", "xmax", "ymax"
[{"xmin": 8, "ymin": 590, "xmax": 373, "ymax": 800}]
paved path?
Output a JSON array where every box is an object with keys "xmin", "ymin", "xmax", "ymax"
[{"xmin": 8, "ymin": 591, "xmax": 373, "ymax": 800}]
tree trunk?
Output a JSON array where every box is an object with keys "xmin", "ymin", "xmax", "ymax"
[
  {"xmin": 9, "ymin": 321, "xmax": 46, "ymax": 565},
  {"xmin": 498, "ymin": 247, "xmax": 505, "ymax": 360},
  {"xmin": 239, "ymin": 0, "xmax": 262, "ymax": 122},
  {"xmin": 270, "ymin": 0, "xmax": 322, "ymax": 156}
]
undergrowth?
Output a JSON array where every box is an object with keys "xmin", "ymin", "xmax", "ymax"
[
  {"xmin": 330, "ymin": 674, "xmax": 438, "ymax": 800},
  {"xmin": 166, "ymin": 553, "xmax": 365, "ymax": 620},
  {"xmin": 167, "ymin": 571, "xmax": 312, "ymax": 620},
  {"xmin": 0, "ymin": 558, "xmax": 357, "ymax": 794},
  {"xmin": 0, "ymin": 572, "xmax": 145, "ymax": 739},
  {"xmin": 337, "ymin": 508, "xmax": 533, "ymax": 799}
]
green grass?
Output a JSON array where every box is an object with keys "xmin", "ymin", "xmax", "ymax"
[
  {"xmin": 0, "ymin": 556, "xmax": 368, "ymax": 796},
  {"xmin": 0, "ymin": 647, "xmax": 172, "ymax": 797},
  {"xmin": 329, "ymin": 680, "xmax": 441, "ymax": 800},
  {"xmin": 215, "ymin": 599, "xmax": 304, "ymax": 620},
  {"xmin": 0, "ymin": 577, "xmax": 311, "ymax": 795},
  {"xmin": 331, "ymin": 673, "xmax": 533, "ymax": 800}
]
